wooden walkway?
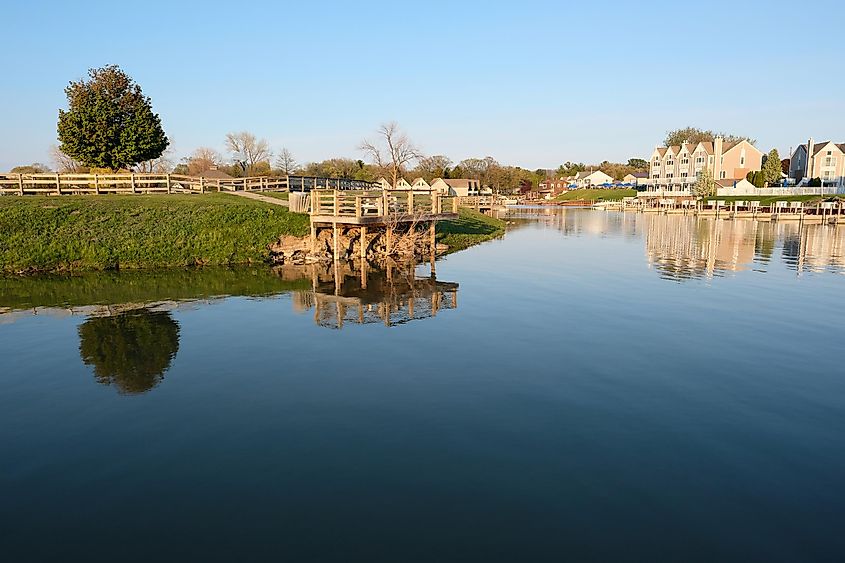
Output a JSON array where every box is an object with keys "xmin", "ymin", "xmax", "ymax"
[
  {"xmin": 0, "ymin": 172, "xmax": 379, "ymax": 196},
  {"xmin": 224, "ymin": 191, "xmax": 289, "ymax": 207}
]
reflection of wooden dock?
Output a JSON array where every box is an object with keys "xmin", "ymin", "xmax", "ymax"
[{"xmin": 288, "ymin": 260, "xmax": 459, "ymax": 329}]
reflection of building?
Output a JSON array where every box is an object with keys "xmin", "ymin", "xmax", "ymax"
[
  {"xmin": 778, "ymin": 222, "xmax": 845, "ymax": 274},
  {"xmin": 644, "ymin": 215, "xmax": 760, "ymax": 280},
  {"xmin": 644, "ymin": 214, "xmax": 845, "ymax": 280},
  {"xmin": 284, "ymin": 261, "xmax": 459, "ymax": 329}
]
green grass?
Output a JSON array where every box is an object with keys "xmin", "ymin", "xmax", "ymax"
[
  {"xmin": 436, "ymin": 208, "xmax": 506, "ymax": 252},
  {"xmin": 0, "ymin": 194, "xmax": 309, "ymax": 273},
  {"xmin": 259, "ymin": 191, "xmax": 290, "ymax": 201},
  {"xmin": 555, "ymin": 188, "xmax": 636, "ymax": 201}
]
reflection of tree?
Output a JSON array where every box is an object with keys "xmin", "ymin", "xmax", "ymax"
[{"xmin": 78, "ymin": 310, "xmax": 180, "ymax": 395}]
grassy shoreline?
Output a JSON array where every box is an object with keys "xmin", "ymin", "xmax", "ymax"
[
  {"xmin": 437, "ymin": 207, "xmax": 506, "ymax": 252},
  {"xmin": 0, "ymin": 194, "xmax": 309, "ymax": 274},
  {"xmin": 0, "ymin": 196, "xmax": 506, "ymax": 274},
  {"xmin": 555, "ymin": 188, "xmax": 636, "ymax": 201}
]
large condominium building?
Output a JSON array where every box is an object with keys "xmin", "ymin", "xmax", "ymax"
[
  {"xmin": 789, "ymin": 139, "xmax": 845, "ymax": 187},
  {"xmin": 645, "ymin": 137, "xmax": 763, "ymax": 195}
]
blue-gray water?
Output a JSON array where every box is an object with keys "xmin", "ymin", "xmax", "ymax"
[{"xmin": 2, "ymin": 209, "xmax": 844, "ymax": 562}]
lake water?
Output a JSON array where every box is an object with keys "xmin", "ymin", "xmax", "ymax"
[{"xmin": 2, "ymin": 209, "xmax": 844, "ymax": 562}]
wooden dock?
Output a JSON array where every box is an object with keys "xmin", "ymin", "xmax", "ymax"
[
  {"xmin": 625, "ymin": 198, "xmax": 845, "ymax": 224},
  {"xmin": 307, "ymin": 189, "xmax": 459, "ymax": 262}
]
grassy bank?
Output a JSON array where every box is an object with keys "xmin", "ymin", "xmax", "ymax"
[
  {"xmin": 436, "ymin": 207, "xmax": 506, "ymax": 252},
  {"xmin": 0, "ymin": 194, "xmax": 309, "ymax": 273},
  {"xmin": 555, "ymin": 188, "xmax": 636, "ymax": 201}
]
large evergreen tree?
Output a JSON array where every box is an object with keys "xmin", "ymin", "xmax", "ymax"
[
  {"xmin": 761, "ymin": 149, "xmax": 782, "ymax": 185},
  {"xmin": 57, "ymin": 65, "xmax": 169, "ymax": 171}
]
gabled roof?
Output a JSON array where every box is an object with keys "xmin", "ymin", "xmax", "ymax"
[
  {"xmin": 436, "ymin": 178, "xmax": 478, "ymax": 188},
  {"xmin": 654, "ymin": 147, "xmax": 667, "ymax": 157},
  {"xmin": 721, "ymin": 139, "xmax": 763, "ymax": 157},
  {"xmin": 808, "ymin": 141, "xmax": 842, "ymax": 155},
  {"xmin": 411, "ymin": 177, "xmax": 430, "ymax": 185},
  {"xmin": 693, "ymin": 141, "xmax": 714, "ymax": 154}
]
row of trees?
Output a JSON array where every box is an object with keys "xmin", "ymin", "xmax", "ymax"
[{"xmin": 25, "ymin": 65, "xmax": 781, "ymax": 195}]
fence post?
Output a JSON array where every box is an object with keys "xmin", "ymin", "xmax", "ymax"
[
  {"xmin": 55, "ymin": 173, "xmax": 61, "ymax": 196},
  {"xmin": 452, "ymin": 196, "xmax": 458, "ymax": 214},
  {"xmin": 355, "ymin": 195, "xmax": 362, "ymax": 218},
  {"xmin": 18, "ymin": 173, "xmax": 24, "ymax": 196},
  {"xmin": 94, "ymin": 174, "xmax": 100, "ymax": 195},
  {"xmin": 130, "ymin": 173, "xmax": 137, "ymax": 194},
  {"xmin": 200, "ymin": 176, "xmax": 205, "ymax": 194},
  {"xmin": 333, "ymin": 190, "xmax": 339, "ymax": 217},
  {"xmin": 166, "ymin": 174, "xmax": 172, "ymax": 194},
  {"xmin": 408, "ymin": 190, "xmax": 414, "ymax": 214}
]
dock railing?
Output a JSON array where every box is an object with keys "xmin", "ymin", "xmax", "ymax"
[{"xmin": 310, "ymin": 189, "xmax": 458, "ymax": 219}]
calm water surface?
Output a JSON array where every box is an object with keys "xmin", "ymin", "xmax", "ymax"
[{"xmin": 2, "ymin": 209, "xmax": 844, "ymax": 562}]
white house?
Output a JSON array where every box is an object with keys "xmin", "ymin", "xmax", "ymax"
[
  {"xmin": 430, "ymin": 178, "xmax": 488, "ymax": 197},
  {"xmin": 377, "ymin": 177, "xmax": 413, "ymax": 190},
  {"xmin": 574, "ymin": 170, "xmax": 614, "ymax": 188},
  {"xmin": 411, "ymin": 177, "xmax": 431, "ymax": 190}
]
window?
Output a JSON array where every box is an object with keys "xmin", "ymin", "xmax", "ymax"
[
  {"xmin": 720, "ymin": 171, "xmax": 726, "ymax": 179},
  {"xmin": 740, "ymin": 156, "xmax": 745, "ymax": 166},
  {"xmin": 667, "ymin": 160, "xmax": 674, "ymax": 166},
  {"xmin": 681, "ymin": 158, "xmax": 689, "ymax": 165},
  {"xmin": 681, "ymin": 172, "xmax": 688, "ymax": 178}
]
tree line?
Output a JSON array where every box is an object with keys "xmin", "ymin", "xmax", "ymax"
[{"xmin": 8, "ymin": 65, "xmax": 779, "ymax": 194}]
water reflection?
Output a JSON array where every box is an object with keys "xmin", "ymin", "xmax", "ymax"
[
  {"xmin": 289, "ymin": 261, "xmax": 458, "ymax": 329},
  {"xmin": 1, "ymin": 264, "xmax": 460, "ymax": 392},
  {"xmin": 644, "ymin": 215, "xmax": 845, "ymax": 280},
  {"xmin": 503, "ymin": 207, "xmax": 845, "ymax": 280},
  {"xmin": 78, "ymin": 309, "xmax": 180, "ymax": 395}
]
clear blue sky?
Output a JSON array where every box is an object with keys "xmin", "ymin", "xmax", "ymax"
[{"xmin": 2, "ymin": 0, "xmax": 843, "ymax": 171}]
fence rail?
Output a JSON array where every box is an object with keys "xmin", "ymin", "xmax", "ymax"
[
  {"xmin": 0, "ymin": 173, "xmax": 380, "ymax": 196},
  {"xmin": 310, "ymin": 189, "xmax": 458, "ymax": 220}
]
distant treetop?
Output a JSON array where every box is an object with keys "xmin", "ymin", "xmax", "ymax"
[{"xmin": 663, "ymin": 127, "xmax": 756, "ymax": 148}]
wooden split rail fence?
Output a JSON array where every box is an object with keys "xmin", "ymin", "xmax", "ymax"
[{"xmin": 0, "ymin": 173, "xmax": 380, "ymax": 196}]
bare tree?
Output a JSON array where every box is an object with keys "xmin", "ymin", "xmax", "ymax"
[
  {"xmin": 225, "ymin": 131, "xmax": 271, "ymax": 175},
  {"xmin": 275, "ymin": 147, "xmax": 298, "ymax": 175},
  {"xmin": 135, "ymin": 144, "xmax": 174, "ymax": 173},
  {"xmin": 49, "ymin": 145, "xmax": 84, "ymax": 172},
  {"xmin": 187, "ymin": 147, "xmax": 222, "ymax": 175},
  {"xmin": 414, "ymin": 155, "xmax": 452, "ymax": 182},
  {"xmin": 359, "ymin": 122, "xmax": 422, "ymax": 188}
]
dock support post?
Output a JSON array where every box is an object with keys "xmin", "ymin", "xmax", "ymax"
[
  {"xmin": 333, "ymin": 222, "xmax": 339, "ymax": 262},
  {"xmin": 360, "ymin": 226, "xmax": 367, "ymax": 260},
  {"xmin": 310, "ymin": 222, "xmax": 317, "ymax": 254}
]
